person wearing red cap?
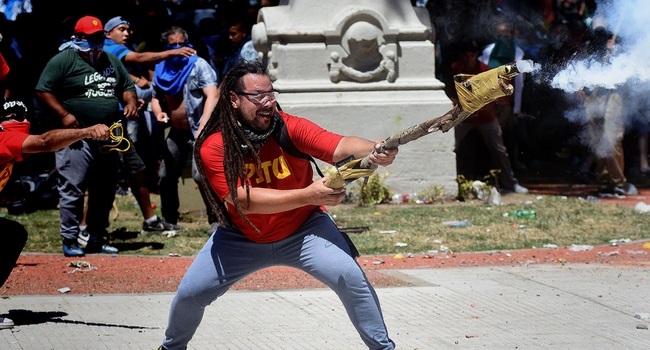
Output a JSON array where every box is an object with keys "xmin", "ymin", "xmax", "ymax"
[
  {"xmin": 35, "ymin": 15, "xmax": 139, "ymax": 257},
  {"xmin": 0, "ymin": 100, "xmax": 110, "ymax": 329}
]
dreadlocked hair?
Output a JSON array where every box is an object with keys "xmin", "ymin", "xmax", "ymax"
[{"xmin": 194, "ymin": 60, "xmax": 269, "ymax": 232}]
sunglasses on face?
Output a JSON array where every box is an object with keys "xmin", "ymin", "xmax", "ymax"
[{"xmin": 235, "ymin": 90, "xmax": 279, "ymax": 105}]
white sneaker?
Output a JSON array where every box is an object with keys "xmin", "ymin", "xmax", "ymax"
[
  {"xmin": 0, "ymin": 317, "xmax": 14, "ymax": 329},
  {"xmin": 513, "ymin": 184, "xmax": 529, "ymax": 194},
  {"xmin": 77, "ymin": 230, "xmax": 90, "ymax": 249}
]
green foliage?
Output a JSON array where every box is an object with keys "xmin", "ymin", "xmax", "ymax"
[
  {"xmin": 352, "ymin": 172, "xmax": 393, "ymax": 206},
  {"xmin": 417, "ymin": 184, "xmax": 447, "ymax": 204},
  {"xmin": 456, "ymin": 170, "xmax": 500, "ymax": 201}
]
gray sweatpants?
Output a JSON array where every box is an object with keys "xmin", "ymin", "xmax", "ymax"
[
  {"xmin": 161, "ymin": 210, "xmax": 395, "ymax": 350},
  {"xmin": 55, "ymin": 140, "xmax": 119, "ymax": 241}
]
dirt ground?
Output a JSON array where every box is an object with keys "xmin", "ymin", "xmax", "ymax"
[
  {"xmin": 3, "ymin": 186, "xmax": 650, "ymax": 296},
  {"xmin": 2, "ymin": 240, "xmax": 649, "ymax": 296}
]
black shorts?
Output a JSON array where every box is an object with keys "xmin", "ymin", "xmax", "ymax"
[{"xmin": 120, "ymin": 141, "xmax": 146, "ymax": 175}]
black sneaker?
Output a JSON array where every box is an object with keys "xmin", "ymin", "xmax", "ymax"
[{"xmin": 141, "ymin": 218, "xmax": 182, "ymax": 236}]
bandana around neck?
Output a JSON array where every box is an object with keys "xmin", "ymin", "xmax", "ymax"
[
  {"xmin": 238, "ymin": 113, "xmax": 280, "ymax": 153},
  {"xmin": 154, "ymin": 54, "xmax": 198, "ymax": 95}
]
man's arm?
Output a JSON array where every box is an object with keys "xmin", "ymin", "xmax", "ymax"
[
  {"xmin": 123, "ymin": 46, "xmax": 196, "ymax": 66},
  {"xmin": 197, "ymin": 85, "xmax": 219, "ymax": 135},
  {"xmin": 151, "ymin": 95, "xmax": 170, "ymax": 124},
  {"xmin": 223, "ymin": 139, "xmax": 397, "ymax": 214},
  {"xmin": 21, "ymin": 124, "xmax": 110, "ymax": 154},
  {"xmin": 36, "ymin": 91, "xmax": 79, "ymax": 128},
  {"xmin": 226, "ymin": 178, "xmax": 346, "ymax": 214},
  {"xmin": 121, "ymin": 90, "xmax": 139, "ymax": 120},
  {"xmin": 333, "ymin": 137, "xmax": 398, "ymax": 166}
]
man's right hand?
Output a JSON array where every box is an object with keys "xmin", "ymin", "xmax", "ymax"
[
  {"xmin": 307, "ymin": 178, "xmax": 347, "ymax": 207},
  {"xmin": 84, "ymin": 124, "xmax": 110, "ymax": 140},
  {"xmin": 173, "ymin": 46, "xmax": 196, "ymax": 57},
  {"xmin": 155, "ymin": 112, "xmax": 170, "ymax": 124}
]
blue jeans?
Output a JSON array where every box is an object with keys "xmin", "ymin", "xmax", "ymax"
[
  {"xmin": 158, "ymin": 127, "xmax": 216, "ymax": 224},
  {"xmin": 162, "ymin": 210, "xmax": 395, "ymax": 350}
]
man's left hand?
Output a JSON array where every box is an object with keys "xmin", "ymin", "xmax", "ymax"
[{"xmin": 369, "ymin": 141, "xmax": 398, "ymax": 167}]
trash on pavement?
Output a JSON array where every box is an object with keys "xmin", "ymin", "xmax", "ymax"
[
  {"xmin": 67, "ymin": 261, "xmax": 96, "ymax": 274},
  {"xmin": 569, "ymin": 244, "xmax": 593, "ymax": 251},
  {"xmin": 634, "ymin": 202, "xmax": 650, "ymax": 213},
  {"xmin": 441, "ymin": 220, "xmax": 470, "ymax": 227},
  {"xmin": 609, "ymin": 238, "xmax": 631, "ymax": 246},
  {"xmin": 379, "ymin": 230, "xmax": 397, "ymax": 234},
  {"xmin": 625, "ymin": 250, "xmax": 648, "ymax": 255},
  {"xmin": 58, "ymin": 287, "xmax": 71, "ymax": 294}
]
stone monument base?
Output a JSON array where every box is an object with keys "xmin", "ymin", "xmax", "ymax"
[{"xmin": 278, "ymin": 89, "xmax": 457, "ymax": 197}]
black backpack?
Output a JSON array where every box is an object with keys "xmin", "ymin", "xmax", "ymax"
[{"xmin": 271, "ymin": 114, "xmax": 325, "ymax": 178}]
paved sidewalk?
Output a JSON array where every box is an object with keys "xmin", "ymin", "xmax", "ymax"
[{"xmin": 2, "ymin": 263, "xmax": 649, "ymax": 349}]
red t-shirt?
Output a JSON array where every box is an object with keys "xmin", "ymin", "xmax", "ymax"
[
  {"xmin": 0, "ymin": 129, "xmax": 28, "ymax": 192},
  {"xmin": 0, "ymin": 52, "xmax": 10, "ymax": 80},
  {"xmin": 450, "ymin": 60, "xmax": 496, "ymax": 124},
  {"xmin": 200, "ymin": 111, "xmax": 344, "ymax": 242}
]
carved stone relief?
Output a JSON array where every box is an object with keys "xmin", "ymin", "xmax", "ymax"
[{"xmin": 328, "ymin": 20, "xmax": 397, "ymax": 83}]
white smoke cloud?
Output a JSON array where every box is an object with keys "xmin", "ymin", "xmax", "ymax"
[
  {"xmin": 550, "ymin": 0, "xmax": 650, "ymax": 92},
  {"xmin": 547, "ymin": 0, "xmax": 650, "ymax": 158}
]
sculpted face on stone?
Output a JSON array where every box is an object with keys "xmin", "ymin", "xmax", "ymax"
[
  {"xmin": 341, "ymin": 21, "xmax": 384, "ymax": 71},
  {"xmin": 330, "ymin": 20, "xmax": 397, "ymax": 83}
]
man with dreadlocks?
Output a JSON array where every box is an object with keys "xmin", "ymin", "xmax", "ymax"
[{"xmin": 157, "ymin": 61, "xmax": 398, "ymax": 350}]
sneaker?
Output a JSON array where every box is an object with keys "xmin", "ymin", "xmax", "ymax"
[
  {"xmin": 141, "ymin": 218, "xmax": 182, "ymax": 236},
  {"xmin": 77, "ymin": 229, "xmax": 90, "ymax": 249},
  {"xmin": 613, "ymin": 183, "xmax": 638, "ymax": 196},
  {"xmin": 62, "ymin": 240, "xmax": 85, "ymax": 257},
  {"xmin": 0, "ymin": 317, "xmax": 14, "ymax": 329},
  {"xmin": 206, "ymin": 222, "xmax": 219, "ymax": 235},
  {"xmin": 623, "ymin": 183, "xmax": 638, "ymax": 195},
  {"xmin": 512, "ymin": 184, "xmax": 529, "ymax": 194},
  {"xmin": 84, "ymin": 240, "xmax": 119, "ymax": 254}
]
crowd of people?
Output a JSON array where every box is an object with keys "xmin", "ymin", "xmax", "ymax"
[{"xmin": 0, "ymin": 0, "xmax": 274, "ymax": 257}]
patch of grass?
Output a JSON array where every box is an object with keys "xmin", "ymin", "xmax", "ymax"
[{"xmin": 3, "ymin": 193, "xmax": 648, "ymax": 257}]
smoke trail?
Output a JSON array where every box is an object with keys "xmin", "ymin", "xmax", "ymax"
[
  {"xmin": 547, "ymin": 0, "xmax": 650, "ymax": 159},
  {"xmin": 550, "ymin": 0, "xmax": 650, "ymax": 92}
]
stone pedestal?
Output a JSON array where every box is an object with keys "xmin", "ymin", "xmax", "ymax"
[{"xmin": 251, "ymin": 0, "xmax": 456, "ymax": 196}]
